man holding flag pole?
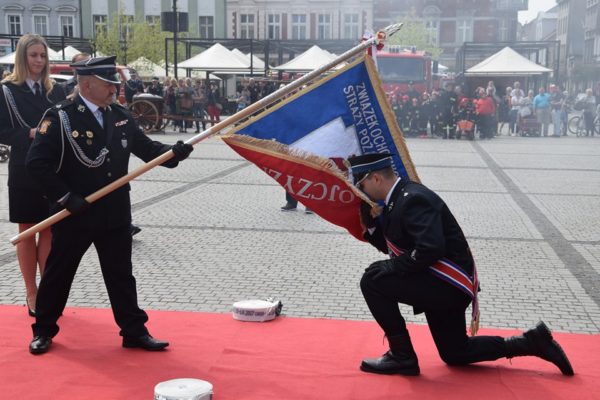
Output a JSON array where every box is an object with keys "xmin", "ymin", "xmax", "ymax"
[{"xmin": 25, "ymin": 56, "xmax": 193, "ymax": 354}]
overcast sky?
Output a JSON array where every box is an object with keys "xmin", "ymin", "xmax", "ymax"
[{"xmin": 518, "ymin": 0, "xmax": 557, "ymax": 24}]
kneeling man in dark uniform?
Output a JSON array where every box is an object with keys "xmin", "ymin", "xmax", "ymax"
[
  {"xmin": 26, "ymin": 56, "xmax": 193, "ymax": 354},
  {"xmin": 348, "ymin": 153, "xmax": 574, "ymax": 376}
]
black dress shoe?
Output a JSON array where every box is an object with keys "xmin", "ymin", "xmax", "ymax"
[
  {"xmin": 122, "ymin": 334, "xmax": 169, "ymax": 351},
  {"xmin": 29, "ymin": 336, "xmax": 52, "ymax": 355},
  {"xmin": 360, "ymin": 351, "xmax": 420, "ymax": 376},
  {"xmin": 130, "ymin": 224, "xmax": 142, "ymax": 236}
]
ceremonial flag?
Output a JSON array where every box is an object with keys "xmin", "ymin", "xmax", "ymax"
[{"xmin": 222, "ymin": 55, "xmax": 419, "ymax": 240}]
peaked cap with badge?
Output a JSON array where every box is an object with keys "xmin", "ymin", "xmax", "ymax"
[
  {"xmin": 70, "ymin": 55, "xmax": 121, "ymax": 85},
  {"xmin": 348, "ymin": 152, "xmax": 394, "ymax": 184}
]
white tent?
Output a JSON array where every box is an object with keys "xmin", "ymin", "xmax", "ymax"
[
  {"xmin": 230, "ymin": 48, "xmax": 267, "ymax": 74},
  {"xmin": 156, "ymin": 59, "xmax": 221, "ymax": 81},
  {"xmin": 128, "ymin": 57, "xmax": 167, "ymax": 78},
  {"xmin": 59, "ymin": 45, "xmax": 82, "ymax": 60},
  {"xmin": 273, "ymin": 45, "xmax": 338, "ymax": 72},
  {"xmin": 465, "ymin": 47, "xmax": 552, "ymax": 76},
  {"xmin": 0, "ymin": 52, "xmax": 16, "ymax": 64},
  {"xmin": 231, "ymin": 48, "xmax": 250, "ymax": 65},
  {"xmin": 246, "ymin": 52, "xmax": 268, "ymax": 70},
  {"xmin": 178, "ymin": 43, "xmax": 251, "ymax": 73},
  {"xmin": 0, "ymin": 48, "xmax": 63, "ymax": 64}
]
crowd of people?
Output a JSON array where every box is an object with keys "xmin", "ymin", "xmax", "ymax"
[
  {"xmin": 388, "ymin": 80, "xmax": 599, "ymax": 139},
  {"xmin": 124, "ymin": 75, "xmax": 279, "ymax": 133}
]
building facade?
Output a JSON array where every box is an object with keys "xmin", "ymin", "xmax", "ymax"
[
  {"xmin": 0, "ymin": 1, "xmax": 80, "ymax": 37},
  {"xmin": 80, "ymin": 0, "xmax": 225, "ymax": 40},
  {"xmin": 556, "ymin": 0, "xmax": 585, "ymax": 90},
  {"xmin": 583, "ymin": 0, "xmax": 600, "ymax": 90},
  {"xmin": 373, "ymin": 0, "xmax": 527, "ymax": 69},
  {"xmin": 226, "ymin": 0, "xmax": 373, "ymax": 41},
  {"xmin": 519, "ymin": 7, "xmax": 558, "ymax": 42}
]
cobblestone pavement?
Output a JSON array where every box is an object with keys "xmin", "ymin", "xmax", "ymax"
[{"xmin": 1, "ymin": 131, "xmax": 599, "ymax": 334}]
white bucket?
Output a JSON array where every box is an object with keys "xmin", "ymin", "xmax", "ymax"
[
  {"xmin": 154, "ymin": 378, "xmax": 213, "ymax": 400},
  {"xmin": 232, "ymin": 299, "xmax": 281, "ymax": 322}
]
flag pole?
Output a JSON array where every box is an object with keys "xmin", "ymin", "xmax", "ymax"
[{"xmin": 10, "ymin": 23, "xmax": 402, "ymax": 245}]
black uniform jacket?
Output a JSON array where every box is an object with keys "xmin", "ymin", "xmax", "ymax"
[
  {"xmin": 26, "ymin": 95, "xmax": 177, "ymax": 230},
  {"xmin": 0, "ymin": 81, "xmax": 65, "ymax": 190},
  {"xmin": 365, "ymin": 178, "xmax": 474, "ymax": 278}
]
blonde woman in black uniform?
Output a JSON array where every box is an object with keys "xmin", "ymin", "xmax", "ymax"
[{"xmin": 0, "ymin": 34, "xmax": 65, "ymax": 316}]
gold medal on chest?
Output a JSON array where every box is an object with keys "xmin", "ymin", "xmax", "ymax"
[{"xmin": 71, "ymin": 130, "xmax": 79, "ymax": 138}]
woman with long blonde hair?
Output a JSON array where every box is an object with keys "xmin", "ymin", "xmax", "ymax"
[{"xmin": 0, "ymin": 34, "xmax": 65, "ymax": 316}]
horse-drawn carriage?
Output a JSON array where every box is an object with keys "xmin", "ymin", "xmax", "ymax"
[{"xmin": 128, "ymin": 93, "xmax": 211, "ymax": 132}]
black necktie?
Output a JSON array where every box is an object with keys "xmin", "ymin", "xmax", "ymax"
[
  {"xmin": 33, "ymin": 82, "xmax": 42, "ymax": 98},
  {"xmin": 100, "ymin": 107, "xmax": 108, "ymax": 129}
]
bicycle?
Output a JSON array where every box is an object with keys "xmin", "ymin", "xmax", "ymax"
[{"xmin": 568, "ymin": 113, "xmax": 600, "ymax": 136}]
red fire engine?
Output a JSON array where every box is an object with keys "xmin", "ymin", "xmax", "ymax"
[{"xmin": 375, "ymin": 46, "xmax": 442, "ymax": 98}]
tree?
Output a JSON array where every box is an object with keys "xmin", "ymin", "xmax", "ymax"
[
  {"xmin": 94, "ymin": 14, "xmax": 194, "ymax": 67},
  {"xmin": 387, "ymin": 16, "xmax": 443, "ymax": 60},
  {"xmin": 127, "ymin": 22, "xmax": 170, "ymax": 64},
  {"xmin": 93, "ymin": 13, "xmax": 125, "ymax": 62}
]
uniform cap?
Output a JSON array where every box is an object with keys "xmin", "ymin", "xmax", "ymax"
[
  {"xmin": 70, "ymin": 56, "xmax": 120, "ymax": 84},
  {"xmin": 347, "ymin": 153, "xmax": 393, "ymax": 183}
]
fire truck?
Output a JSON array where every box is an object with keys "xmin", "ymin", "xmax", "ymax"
[{"xmin": 375, "ymin": 46, "xmax": 442, "ymax": 98}]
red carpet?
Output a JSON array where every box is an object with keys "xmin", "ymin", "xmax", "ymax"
[{"xmin": 0, "ymin": 305, "xmax": 598, "ymax": 400}]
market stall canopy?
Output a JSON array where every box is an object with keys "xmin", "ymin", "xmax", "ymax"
[
  {"xmin": 465, "ymin": 47, "xmax": 552, "ymax": 76},
  {"xmin": 128, "ymin": 57, "xmax": 167, "ymax": 78},
  {"xmin": 178, "ymin": 43, "xmax": 251, "ymax": 73},
  {"xmin": 155, "ymin": 59, "xmax": 221, "ymax": 81},
  {"xmin": 229, "ymin": 48, "xmax": 268, "ymax": 71},
  {"xmin": 0, "ymin": 47, "xmax": 63, "ymax": 64},
  {"xmin": 273, "ymin": 45, "xmax": 339, "ymax": 72},
  {"xmin": 246, "ymin": 52, "xmax": 269, "ymax": 70},
  {"xmin": 60, "ymin": 46, "xmax": 82, "ymax": 60}
]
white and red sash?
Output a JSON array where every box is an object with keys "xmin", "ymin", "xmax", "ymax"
[{"xmin": 385, "ymin": 238, "xmax": 480, "ymax": 335}]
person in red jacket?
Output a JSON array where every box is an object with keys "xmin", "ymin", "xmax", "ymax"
[{"xmin": 476, "ymin": 87, "xmax": 496, "ymax": 139}]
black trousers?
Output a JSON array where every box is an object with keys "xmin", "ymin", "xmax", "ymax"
[
  {"xmin": 32, "ymin": 223, "xmax": 149, "ymax": 338},
  {"xmin": 360, "ymin": 270, "xmax": 506, "ymax": 365}
]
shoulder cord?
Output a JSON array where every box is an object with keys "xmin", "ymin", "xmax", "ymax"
[
  {"xmin": 58, "ymin": 109, "xmax": 109, "ymax": 169},
  {"xmin": 2, "ymin": 85, "xmax": 29, "ymax": 128}
]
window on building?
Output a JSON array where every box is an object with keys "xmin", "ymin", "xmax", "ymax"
[
  {"xmin": 422, "ymin": 6, "xmax": 441, "ymax": 46},
  {"xmin": 343, "ymin": 13, "xmax": 359, "ymax": 39},
  {"xmin": 267, "ymin": 14, "xmax": 281, "ymax": 39},
  {"xmin": 33, "ymin": 15, "xmax": 48, "ymax": 36},
  {"xmin": 60, "ymin": 15, "xmax": 75, "ymax": 37},
  {"xmin": 456, "ymin": 19, "xmax": 473, "ymax": 43},
  {"xmin": 240, "ymin": 14, "xmax": 255, "ymax": 39},
  {"xmin": 499, "ymin": 19, "xmax": 509, "ymax": 41},
  {"xmin": 291, "ymin": 14, "xmax": 306, "ymax": 40},
  {"xmin": 8, "ymin": 15, "xmax": 22, "ymax": 35},
  {"xmin": 199, "ymin": 16, "xmax": 214, "ymax": 38},
  {"xmin": 119, "ymin": 15, "xmax": 134, "ymax": 40},
  {"xmin": 317, "ymin": 14, "xmax": 331, "ymax": 39},
  {"xmin": 93, "ymin": 14, "xmax": 107, "ymax": 36},
  {"xmin": 425, "ymin": 20, "xmax": 439, "ymax": 45},
  {"xmin": 146, "ymin": 15, "xmax": 160, "ymax": 25}
]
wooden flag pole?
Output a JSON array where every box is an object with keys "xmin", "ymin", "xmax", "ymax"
[{"xmin": 10, "ymin": 23, "xmax": 402, "ymax": 245}]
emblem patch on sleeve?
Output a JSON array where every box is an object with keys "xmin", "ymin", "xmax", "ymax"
[{"xmin": 39, "ymin": 119, "xmax": 51, "ymax": 134}]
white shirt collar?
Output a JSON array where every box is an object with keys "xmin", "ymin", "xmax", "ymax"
[
  {"xmin": 78, "ymin": 93, "xmax": 101, "ymax": 115},
  {"xmin": 385, "ymin": 177, "xmax": 402, "ymax": 205},
  {"xmin": 25, "ymin": 78, "xmax": 42, "ymax": 92}
]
